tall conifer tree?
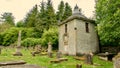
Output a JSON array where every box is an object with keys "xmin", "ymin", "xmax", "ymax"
[
  {"xmin": 63, "ymin": 2, "xmax": 72, "ymax": 20},
  {"xmin": 45, "ymin": 0, "xmax": 57, "ymax": 29},
  {"xmin": 56, "ymin": 1, "xmax": 64, "ymax": 22},
  {"xmin": 1, "ymin": 12, "xmax": 15, "ymax": 26},
  {"xmin": 24, "ymin": 5, "xmax": 38, "ymax": 27}
]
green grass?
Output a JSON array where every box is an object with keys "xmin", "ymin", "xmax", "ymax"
[{"xmin": 0, "ymin": 48, "xmax": 113, "ymax": 68}]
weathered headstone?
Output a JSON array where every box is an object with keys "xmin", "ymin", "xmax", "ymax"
[
  {"xmin": 113, "ymin": 52, "xmax": 120, "ymax": 68},
  {"xmin": 13, "ymin": 30, "xmax": 23, "ymax": 56},
  {"xmin": 56, "ymin": 51, "xmax": 62, "ymax": 58},
  {"xmin": 85, "ymin": 52, "xmax": 93, "ymax": 65},
  {"xmin": 31, "ymin": 45, "xmax": 42, "ymax": 56},
  {"xmin": 98, "ymin": 52, "xmax": 115, "ymax": 61},
  {"xmin": 48, "ymin": 42, "xmax": 52, "ymax": 58},
  {"xmin": 0, "ymin": 46, "xmax": 2, "ymax": 54}
]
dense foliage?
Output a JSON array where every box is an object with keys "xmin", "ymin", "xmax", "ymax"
[
  {"xmin": 1, "ymin": 12, "xmax": 15, "ymax": 25},
  {"xmin": 0, "ymin": 23, "xmax": 13, "ymax": 33},
  {"xmin": 41, "ymin": 27, "xmax": 58, "ymax": 49},
  {"xmin": 63, "ymin": 2, "xmax": 72, "ymax": 20},
  {"xmin": 0, "ymin": 0, "xmax": 72, "ymax": 49},
  {"xmin": 24, "ymin": 5, "xmax": 38, "ymax": 27},
  {"xmin": 96, "ymin": 0, "xmax": 120, "ymax": 46},
  {"xmin": 0, "ymin": 27, "xmax": 35, "ymax": 46},
  {"xmin": 21, "ymin": 38, "xmax": 41, "ymax": 47},
  {"xmin": 56, "ymin": 1, "xmax": 65, "ymax": 21}
]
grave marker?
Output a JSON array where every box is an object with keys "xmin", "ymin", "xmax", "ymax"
[
  {"xmin": 48, "ymin": 42, "xmax": 52, "ymax": 58},
  {"xmin": 85, "ymin": 52, "xmax": 93, "ymax": 65},
  {"xmin": 13, "ymin": 30, "xmax": 23, "ymax": 56},
  {"xmin": 113, "ymin": 53, "xmax": 120, "ymax": 68}
]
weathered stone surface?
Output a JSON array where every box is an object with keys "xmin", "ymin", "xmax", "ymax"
[
  {"xmin": 48, "ymin": 52, "xmax": 53, "ymax": 58},
  {"xmin": 31, "ymin": 51, "xmax": 40, "ymax": 56},
  {"xmin": 50, "ymin": 58, "xmax": 68, "ymax": 63},
  {"xmin": 31, "ymin": 45, "xmax": 42, "ymax": 56},
  {"xmin": 13, "ymin": 31, "xmax": 23, "ymax": 56},
  {"xmin": 74, "ymin": 56, "xmax": 86, "ymax": 61},
  {"xmin": 47, "ymin": 42, "xmax": 53, "ymax": 58},
  {"xmin": 56, "ymin": 51, "xmax": 62, "ymax": 58},
  {"xmin": 1, "ymin": 64, "xmax": 43, "ymax": 68},
  {"xmin": 13, "ymin": 52, "xmax": 23, "ymax": 56},
  {"xmin": 98, "ymin": 52, "xmax": 115, "ymax": 61},
  {"xmin": 0, "ymin": 47, "xmax": 1, "ymax": 54},
  {"xmin": 59, "ymin": 58, "xmax": 68, "ymax": 61},
  {"xmin": 85, "ymin": 53, "xmax": 93, "ymax": 65},
  {"xmin": 59, "ymin": 5, "xmax": 99, "ymax": 56},
  {"xmin": 48, "ymin": 42, "xmax": 52, "ymax": 53},
  {"xmin": 0, "ymin": 60, "xmax": 26, "ymax": 66},
  {"xmin": 113, "ymin": 53, "xmax": 120, "ymax": 68}
]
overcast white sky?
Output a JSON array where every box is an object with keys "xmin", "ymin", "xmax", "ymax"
[{"xmin": 0, "ymin": 0, "xmax": 95, "ymax": 22}]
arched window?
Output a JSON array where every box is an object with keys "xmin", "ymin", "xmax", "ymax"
[
  {"xmin": 85, "ymin": 22, "xmax": 89, "ymax": 33},
  {"xmin": 65, "ymin": 24, "xmax": 67, "ymax": 33}
]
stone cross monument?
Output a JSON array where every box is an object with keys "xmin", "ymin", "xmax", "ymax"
[{"xmin": 13, "ymin": 30, "xmax": 23, "ymax": 56}]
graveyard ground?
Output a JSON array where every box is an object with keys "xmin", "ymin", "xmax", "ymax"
[{"xmin": 0, "ymin": 47, "xmax": 113, "ymax": 68}]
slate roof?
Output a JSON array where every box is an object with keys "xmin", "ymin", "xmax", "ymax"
[{"xmin": 58, "ymin": 5, "xmax": 95, "ymax": 26}]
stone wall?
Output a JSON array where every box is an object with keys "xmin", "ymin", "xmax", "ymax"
[
  {"xmin": 67, "ymin": 20, "xmax": 76, "ymax": 55},
  {"xmin": 76, "ymin": 19, "xmax": 99, "ymax": 54},
  {"xmin": 59, "ymin": 20, "xmax": 76, "ymax": 55}
]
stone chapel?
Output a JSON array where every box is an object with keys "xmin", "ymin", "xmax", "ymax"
[{"xmin": 58, "ymin": 5, "xmax": 99, "ymax": 56}]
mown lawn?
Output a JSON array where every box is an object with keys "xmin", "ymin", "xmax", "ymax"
[{"xmin": 0, "ymin": 47, "xmax": 113, "ymax": 68}]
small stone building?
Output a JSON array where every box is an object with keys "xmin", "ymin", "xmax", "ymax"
[{"xmin": 58, "ymin": 5, "xmax": 99, "ymax": 56}]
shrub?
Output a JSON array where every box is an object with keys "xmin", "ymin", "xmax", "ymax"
[
  {"xmin": 21, "ymin": 38, "xmax": 41, "ymax": 47},
  {"xmin": 41, "ymin": 27, "xmax": 58, "ymax": 49},
  {"xmin": 1, "ymin": 27, "xmax": 35, "ymax": 46}
]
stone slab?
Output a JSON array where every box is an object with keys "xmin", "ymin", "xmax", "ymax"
[
  {"xmin": 0, "ymin": 64, "xmax": 43, "ymax": 68},
  {"xmin": 74, "ymin": 56, "xmax": 86, "ymax": 61},
  {"xmin": 0, "ymin": 60, "xmax": 26, "ymax": 66}
]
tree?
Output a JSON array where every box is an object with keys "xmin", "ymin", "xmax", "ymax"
[
  {"xmin": 0, "ymin": 23, "xmax": 12, "ymax": 33},
  {"xmin": 41, "ymin": 27, "xmax": 58, "ymax": 49},
  {"xmin": 56, "ymin": 1, "xmax": 65, "ymax": 22},
  {"xmin": 34, "ymin": 0, "xmax": 47, "ymax": 38},
  {"xmin": 1, "ymin": 12, "xmax": 15, "ymax": 25},
  {"xmin": 63, "ymin": 2, "xmax": 72, "ymax": 20},
  {"xmin": 1, "ymin": 27, "xmax": 35, "ymax": 46},
  {"xmin": 45, "ymin": 0, "xmax": 57, "ymax": 29},
  {"xmin": 39, "ymin": 0, "xmax": 46, "ymax": 18},
  {"xmin": 16, "ymin": 20, "xmax": 24, "ymax": 27},
  {"xmin": 24, "ymin": 5, "xmax": 38, "ymax": 27},
  {"xmin": 96, "ymin": 0, "xmax": 120, "ymax": 46}
]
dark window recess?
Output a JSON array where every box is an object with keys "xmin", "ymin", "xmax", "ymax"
[
  {"xmin": 74, "ymin": 27, "xmax": 77, "ymax": 30},
  {"xmin": 85, "ymin": 23, "xmax": 89, "ymax": 33},
  {"xmin": 65, "ymin": 24, "xmax": 67, "ymax": 33}
]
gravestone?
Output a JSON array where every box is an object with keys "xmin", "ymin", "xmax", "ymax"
[
  {"xmin": 56, "ymin": 51, "xmax": 62, "ymax": 58},
  {"xmin": 31, "ymin": 45, "xmax": 42, "ymax": 56},
  {"xmin": 0, "ymin": 46, "xmax": 2, "ymax": 54},
  {"xmin": 98, "ymin": 52, "xmax": 115, "ymax": 61},
  {"xmin": 13, "ymin": 31, "xmax": 23, "ymax": 56},
  {"xmin": 113, "ymin": 52, "xmax": 120, "ymax": 68},
  {"xmin": 47, "ymin": 42, "xmax": 52, "ymax": 58},
  {"xmin": 85, "ymin": 52, "xmax": 93, "ymax": 65},
  {"xmin": 76, "ymin": 64, "xmax": 82, "ymax": 68}
]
